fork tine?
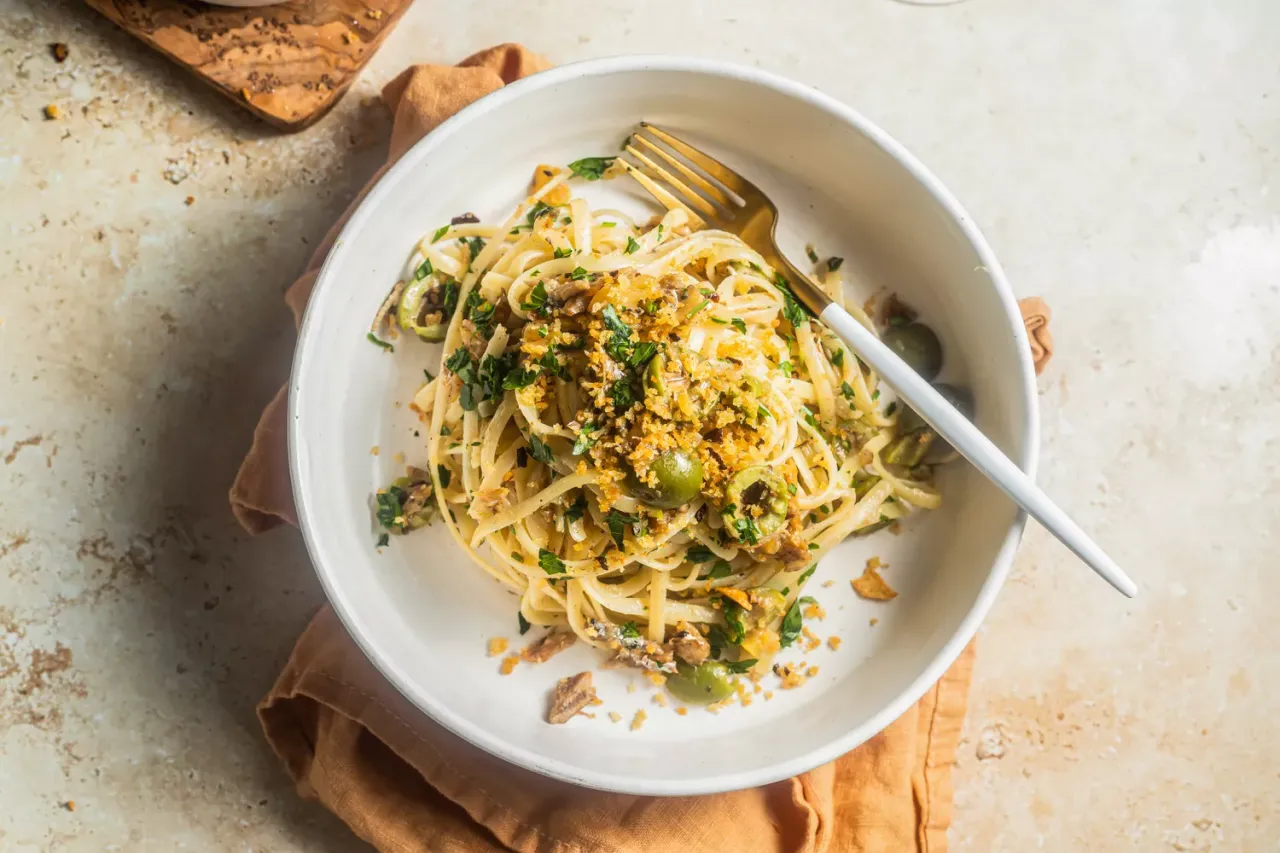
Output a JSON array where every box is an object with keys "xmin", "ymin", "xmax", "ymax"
[
  {"xmin": 631, "ymin": 134, "xmax": 737, "ymax": 210},
  {"xmin": 639, "ymin": 123, "xmax": 753, "ymax": 196},
  {"xmin": 616, "ymin": 160, "xmax": 707, "ymax": 228},
  {"xmin": 624, "ymin": 144, "xmax": 722, "ymax": 220}
]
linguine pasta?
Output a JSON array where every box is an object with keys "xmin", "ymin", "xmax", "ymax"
[{"xmin": 373, "ymin": 160, "xmax": 944, "ymax": 708}]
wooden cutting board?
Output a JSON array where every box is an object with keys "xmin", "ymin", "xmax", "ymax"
[{"xmin": 84, "ymin": 0, "xmax": 414, "ymax": 132}]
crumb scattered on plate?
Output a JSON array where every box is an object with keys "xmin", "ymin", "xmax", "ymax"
[
  {"xmin": 486, "ymin": 637, "xmax": 509, "ymax": 657},
  {"xmin": 852, "ymin": 558, "xmax": 897, "ymax": 601}
]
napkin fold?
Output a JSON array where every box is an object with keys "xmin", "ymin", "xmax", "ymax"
[{"xmin": 231, "ymin": 44, "xmax": 1055, "ymax": 853}]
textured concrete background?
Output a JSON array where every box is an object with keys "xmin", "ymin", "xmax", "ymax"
[{"xmin": 1, "ymin": 0, "xmax": 1277, "ymax": 850}]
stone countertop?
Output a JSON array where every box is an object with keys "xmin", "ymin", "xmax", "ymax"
[{"xmin": 2, "ymin": 1, "xmax": 1276, "ymax": 850}]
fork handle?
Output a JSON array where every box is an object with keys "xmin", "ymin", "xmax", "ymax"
[{"xmin": 819, "ymin": 304, "xmax": 1138, "ymax": 598}]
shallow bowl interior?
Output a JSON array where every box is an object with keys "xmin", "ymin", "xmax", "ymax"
[{"xmin": 290, "ymin": 56, "xmax": 1037, "ymax": 795}]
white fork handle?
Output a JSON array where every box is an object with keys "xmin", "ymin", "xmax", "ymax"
[{"xmin": 820, "ymin": 304, "xmax": 1137, "ymax": 598}]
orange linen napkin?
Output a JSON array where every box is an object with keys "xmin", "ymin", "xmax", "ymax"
[{"xmin": 231, "ymin": 44, "xmax": 1055, "ymax": 853}]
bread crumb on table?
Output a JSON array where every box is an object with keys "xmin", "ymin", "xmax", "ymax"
[
  {"xmin": 498, "ymin": 654, "xmax": 519, "ymax": 675},
  {"xmin": 43, "ymin": 104, "xmax": 61, "ymax": 120}
]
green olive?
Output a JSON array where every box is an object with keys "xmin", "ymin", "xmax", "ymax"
[
  {"xmin": 396, "ymin": 278, "xmax": 449, "ymax": 342},
  {"xmin": 724, "ymin": 466, "xmax": 789, "ymax": 540},
  {"xmin": 896, "ymin": 384, "xmax": 973, "ymax": 463},
  {"xmin": 389, "ymin": 475, "xmax": 434, "ymax": 530},
  {"xmin": 882, "ymin": 322, "xmax": 943, "ymax": 381},
  {"xmin": 882, "ymin": 430, "xmax": 935, "ymax": 467},
  {"xmin": 665, "ymin": 661, "xmax": 736, "ymax": 705},
  {"xmin": 628, "ymin": 449, "xmax": 704, "ymax": 509},
  {"xmin": 644, "ymin": 352, "xmax": 667, "ymax": 396},
  {"xmin": 744, "ymin": 588, "xmax": 786, "ymax": 629}
]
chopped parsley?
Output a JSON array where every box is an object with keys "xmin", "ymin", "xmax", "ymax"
[
  {"xmin": 502, "ymin": 367, "xmax": 538, "ymax": 390},
  {"xmin": 627, "ymin": 341, "xmax": 658, "ymax": 369},
  {"xmin": 798, "ymin": 565, "xmax": 817, "ymax": 585},
  {"xmin": 723, "ymin": 658, "xmax": 758, "ymax": 674},
  {"xmin": 572, "ymin": 424, "xmax": 599, "ymax": 456},
  {"xmin": 779, "ymin": 596, "xmax": 818, "ymax": 648},
  {"xmin": 538, "ymin": 549, "xmax": 566, "ymax": 574},
  {"xmin": 570, "ymin": 266, "xmax": 590, "ymax": 281},
  {"xmin": 366, "ymin": 332, "xmax": 394, "ymax": 352},
  {"xmin": 374, "ymin": 485, "xmax": 406, "ymax": 530},
  {"xmin": 432, "ymin": 225, "xmax": 450, "ymax": 242},
  {"xmin": 831, "ymin": 348, "xmax": 845, "ymax": 368},
  {"xmin": 568, "ymin": 156, "xmax": 616, "ymax": 180},
  {"xmin": 731, "ymin": 317, "xmax": 748, "ymax": 334},
  {"xmin": 779, "ymin": 361, "xmax": 794, "ymax": 377},
  {"xmin": 840, "ymin": 381, "xmax": 856, "ymax": 400},
  {"xmin": 528, "ymin": 434, "xmax": 554, "ymax": 466},
  {"xmin": 885, "ymin": 401, "xmax": 898, "ymax": 416},
  {"xmin": 603, "ymin": 508, "xmax": 640, "ymax": 548},
  {"xmin": 619, "ymin": 621, "xmax": 642, "ymax": 639},
  {"xmin": 376, "ymin": 533, "xmax": 389, "ymax": 548},
  {"xmin": 732, "ymin": 515, "xmax": 761, "ymax": 546},
  {"xmin": 414, "ymin": 258, "xmax": 433, "ymax": 280},
  {"xmin": 827, "ymin": 256, "xmax": 844, "ymax": 271},
  {"xmin": 518, "ymin": 612, "xmax": 532, "ymax": 634},
  {"xmin": 707, "ymin": 560, "xmax": 733, "ymax": 579},
  {"xmin": 520, "ymin": 280, "xmax": 550, "ymax": 317},
  {"xmin": 525, "ymin": 200, "xmax": 554, "ymax": 229},
  {"xmin": 688, "ymin": 300, "xmax": 710, "ymax": 318},
  {"xmin": 609, "ymin": 378, "xmax": 636, "ymax": 410},
  {"xmin": 625, "ymin": 236, "xmax": 641, "ymax": 254},
  {"xmin": 437, "ymin": 465, "xmax": 451, "ymax": 489},
  {"xmin": 553, "ymin": 246, "xmax": 574, "ymax": 259},
  {"xmin": 805, "ymin": 245, "xmax": 820, "ymax": 263},
  {"xmin": 686, "ymin": 544, "xmax": 715, "ymax": 563},
  {"xmin": 538, "ymin": 347, "xmax": 569, "ymax": 380},
  {"xmin": 564, "ymin": 492, "xmax": 588, "ymax": 523}
]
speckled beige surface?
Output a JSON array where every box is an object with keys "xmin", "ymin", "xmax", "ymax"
[{"xmin": 2, "ymin": 0, "xmax": 1277, "ymax": 850}]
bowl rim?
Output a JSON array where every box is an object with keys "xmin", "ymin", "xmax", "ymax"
[{"xmin": 288, "ymin": 53, "xmax": 1040, "ymax": 796}]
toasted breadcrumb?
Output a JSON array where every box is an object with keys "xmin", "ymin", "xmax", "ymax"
[
  {"xmin": 487, "ymin": 637, "xmax": 509, "ymax": 657},
  {"xmin": 802, "ymin": 601, "xmax": 826, "ymax": 620},
  {"xmin": 802, "ymin": 626, "xmax": 821, "ymax": 652},
  {"xmin": 653, "ymin": 692, "xmax": 668, "ymax": 707},
  {"xmin": 499, "ymin": 654, "xmax": 519, "ymax": 675},
  {"xmin": 852, "ymin": 560, "xmax": 898, "ymax": 601},
  {"xmin": 870, "ymin": 618, "xmax": 880, "ymax": 627},
  {"xmin": 626, "ymin": 682, "xmax": 637, "ymax": 693},
  {"xmin": 822, "ymin": 579, "xmax": 835, "ymax": 588},
  {"xmin": 805, "ymin": 666, "xmax": 820, "ymax": 678},
  {"xmin": 630, "ymin": 710, "xmax": 648, "ymax": 731},
  {"xmin": 645, "ymin": 671, "xmax": 667, "ymax": 687},
  {"xmin": 828, "ymin": 636, "xmax": 843, "ymax": 651},
  {"xmin": 764, "ymin": 691, "xmax": 775, "ymax": 700},
  {"xmin": 370, "ymin": 445, "xmax": 380, "ymax": 456},
  {"xmin": 393, "ymin": 451, "xmax": 406, "ymax": 464},
  {"xmin": 675, "ymin": 706, "xmax": 688, "ymax": 716},
  {"xmin": 773, "ymin": 662, "xmax": 808, "ymax": 690},
  {"xmin": 43, "ymin": 104, "xmax": 60, "ymax": 120},
  {"xmin": 609, "ymin": 711, "xmax": 622, "ymax": 723}
]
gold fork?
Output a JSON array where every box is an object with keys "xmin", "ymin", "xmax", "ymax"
[{"xmin": 620, "ymin": 123, "xmax": 1137, "ymax": 598}]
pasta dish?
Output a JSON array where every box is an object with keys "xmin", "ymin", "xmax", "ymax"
[{"xmin": 370, "ymin": 158, "xmax": 948, "ymax": 715}]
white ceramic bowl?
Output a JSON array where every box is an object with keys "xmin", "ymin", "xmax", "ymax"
[{"xmin": 289, "ymin": 56, "xmax": 1038, "ymax": 795}]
